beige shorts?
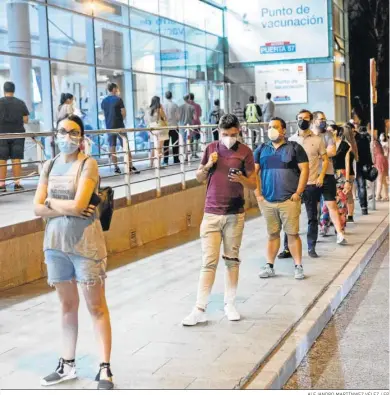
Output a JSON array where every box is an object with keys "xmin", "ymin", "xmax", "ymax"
[{"xmin": 259, "ymin": 198, "xmax": 301, "ymax": 237}]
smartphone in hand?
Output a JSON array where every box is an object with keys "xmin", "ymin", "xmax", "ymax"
[{"xmin": 89, "ymin": 192, "xmax": 101, "ymax": 207}]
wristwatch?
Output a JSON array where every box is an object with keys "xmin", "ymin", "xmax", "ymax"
[{"xmin": 44, "ymin": 198, "xmax": 52, "ymax": 210}]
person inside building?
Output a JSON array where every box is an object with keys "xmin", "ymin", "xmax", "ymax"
[
  {"xmin": 101, "ymin": 82, "xmax": 139, "ymax": 175},
  {"xmin": 278, "ymin": 109, "xmax": 328, "ymax": 260},
  {"xmin": 163, "ymin": 91, "xmax": 180, "ymax": 165},
  {"xmin": 262, "ymin": 92, "xmax": 275, "ymax": 123},
  {"xmin": 312, "ymin": 111, "xmax": 347, "ymax": 244},
  {"xmin": 232, "ymin": 101, "xmax": 245, "ymax": 124},
  {"xmin": 179, "ymin": 94, "xmax": 196, "ymax": 161},
  {"xmin": 0, "ymin": 81, "xmax": 29, "ymax": 193},
  {"xmin": 255, "ymin": 117, "xmax": 309, "ymax": 280},
  {"xmin": 209, "ymin": 99, "xmax": 225, "ymax": 141},
  {"xmin": 33, "ymin": 115, "xmax": 114, "ymax": 390},
  {"xmin": 56, "ymin": 93, "xmax": 75, "ymax": 124},
  {"xmin": 189, "ymin": 93, "xmax": 202, "ymax": 159},
  {"xmin": 182, "ymin": 114, "xmax": 256, "ymax": 326},
  {"xmin": 244, "ymin": 96, "xmax": 262, "ymax": 147}
]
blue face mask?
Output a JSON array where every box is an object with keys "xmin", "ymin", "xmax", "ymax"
[
  {"xmin": 319, "ymin": 121, "xmax": 327, "ymax": 130},
  {"xmin": 57, "ymin": 139, "xmax": 79, "ymax": 154}
]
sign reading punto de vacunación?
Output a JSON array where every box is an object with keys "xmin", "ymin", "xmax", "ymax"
[{"xmin": 226, "ymin": 0, "xmax": 329, "ymax": 63}]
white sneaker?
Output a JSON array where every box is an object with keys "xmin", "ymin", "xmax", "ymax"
[
  {"xmin": 182, "ymin": 307, "xmax": 207, "ymax": 326},
  {"xmin": 337, "ymin": 233, "xmax": 348, "ymax": 245},
  {"xmin": 258, "ymin": 264, "xmax": 276, "ymax": 278},
  {"xmin": 224, "ymin": 304, "xmax": 240, "ymax": 321},
  {"xmin": 40, "ymin": 358, "xmax": 77, "ymax": 386}
]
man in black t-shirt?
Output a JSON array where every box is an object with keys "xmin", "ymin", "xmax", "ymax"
[
  {"xmin": 0, "ymin": 81, "xmax": 29, "ymax": 192},
  {"xmin": 101, "ymin": 82, "xmax": 139, "ymax": 174}
]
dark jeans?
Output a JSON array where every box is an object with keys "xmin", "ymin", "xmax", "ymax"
[
  {"xmin": 356, "ymin": 164, "xmax": 368, "ymax": 209},
  {"xmin": 283, "ymin": 185, "xmax": 322, "ymax": 251},
  {"xmin": 163, "ymin": 129, "xmax": 180, "ymax": 164}
]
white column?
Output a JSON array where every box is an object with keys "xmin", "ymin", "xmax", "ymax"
[{"xmin": 6, "ymin": 0, "xmax": 32, "ymax": 112}]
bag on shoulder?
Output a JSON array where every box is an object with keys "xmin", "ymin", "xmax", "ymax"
[{"xmin": 47, "ymin": 155, "xmax": 114, "ymax": 232}]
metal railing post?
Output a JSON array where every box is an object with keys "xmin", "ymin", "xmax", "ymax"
[
  {"xmin": 260, "ymin": 127, "xmax": 265, "ymax": 144},
  {"xmin": 33, "ymin": 137, "xmax": 45, "ymax": 175},
  {"xmin": 153, "ymin": 131, "xmax": 161, "ymax": 198},
  {"xmin": 122, "ymin": 132, "xmax": 132, "ymax": 205},
  {"xmin": 200, "ymin": 127, "xmax": 206, "ymax": 154},
  {"xmin": 179, "ymin": 131, "xmax": 186, "ymax": 190},
  {"xmin": 248, "ymin": 126, "xmax": 254, "ymax": 151}
]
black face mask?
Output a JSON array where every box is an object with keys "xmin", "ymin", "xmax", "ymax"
[{"xmin": 298, "ymin": 119, "xmax": 310, "ymax": 131}]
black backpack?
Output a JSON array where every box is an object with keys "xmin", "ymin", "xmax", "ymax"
[{"xmin": 47, "ymin": 156, "xmax": 114, "ymax": 232}]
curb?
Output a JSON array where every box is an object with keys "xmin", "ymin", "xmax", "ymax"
[{"xmin": 245, "ymin": 214, "xmax": 389, "ymax": 390}]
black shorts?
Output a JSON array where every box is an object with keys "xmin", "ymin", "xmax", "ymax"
[
  {"xmin": 107, "ymin": 133, "xmax": 123, "ymax": 148},
  {"xmin": 322, "ymin": 174, "xmax": 337, "ymax": 202},
  {"xmin": 0, "ymin": 138, "xmax": 25, "ymax": 160}
]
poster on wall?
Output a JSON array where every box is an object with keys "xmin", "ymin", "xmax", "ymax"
[
  {"xmin": 255, "ymin": 63, "xmax": 307, "ymax": 104},
  {"xmin": 226, "ymin": 0, "xmax": 329, "ymax": 63}
]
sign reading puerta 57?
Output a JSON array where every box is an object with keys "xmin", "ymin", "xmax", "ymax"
[{"xmin": 226, "ymin": 0, "xmax": 329, "ymax": 63}]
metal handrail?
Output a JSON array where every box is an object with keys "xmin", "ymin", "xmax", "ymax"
[{"xmin": 0, "ymin": 122, "xmax": 298, "ymax": 204}]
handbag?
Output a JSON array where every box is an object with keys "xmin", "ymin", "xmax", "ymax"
[
  {"xmin": 362, "ymin": 164, "xmax": 378, "ymax": 182},
  {"xmin": 157, "ymin": 108, "xmax": 168, "ymax": 128},
  {"xmin": 47, "ymin": 155, "xmax": 114, "ymax": 231}
]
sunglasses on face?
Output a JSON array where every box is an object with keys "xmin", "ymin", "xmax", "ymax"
[{"xmin": 56, "ymin": 128, "xmax": 82, "ymax": 140}]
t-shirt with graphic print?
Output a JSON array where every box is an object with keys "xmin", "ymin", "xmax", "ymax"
[
  {"xmin": 39, "ymin": 152, "xmax": 107, "ymax": 260},
  {"xmin": 201, "ymin": 141, "xmax": 255, "ymax": 215}
]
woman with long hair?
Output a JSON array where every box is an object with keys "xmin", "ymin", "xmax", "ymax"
[
  {"xmin": 147, "ymin": 96, "xmax": 169, "ymax": 168},
  {"xmin": 373, "ymin": 132, "xmax": 389, "ymax": 201},
  {"xmin": 320, "ymin": 124, "xmax": 352, "ymax": 233},
  {"xmin": 34, "ymin": 115, "xmax": 114, "ymax": 390},
  {"xmin": 56, "ymin": 93, "xmax": 75, "ymax": 123}
]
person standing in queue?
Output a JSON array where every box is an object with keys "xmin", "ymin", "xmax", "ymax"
[
  {"xmin": 34, "ymin": 115, "xmax": 114, "ymax": 390},
  {"xmin": 278, "ymin": 109, "xmax": 329, "ymax": 259},
  {"xmin": 182, "ymin": 114, "xmax": 256, "ymax": 326},
  {"xmin": 312, "ymin": 111, "xmax": 347, "ymax": 245},
  {"xmin": 255, "ymin": 117, "xmax": 309, "ymax": 280}
]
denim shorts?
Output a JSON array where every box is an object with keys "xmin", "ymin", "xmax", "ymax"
[
  {"xmin": 45, "ymin": 249, "xmax": 107, "ymax": 286},
  {"xmin": 0, "ymin": 138, "xmax": 25, "ymax": 160}
]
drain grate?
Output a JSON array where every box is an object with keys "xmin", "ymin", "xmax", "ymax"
[{"xmin": 130, "ymin": 229, "xmax": 137, "ymax": 248}]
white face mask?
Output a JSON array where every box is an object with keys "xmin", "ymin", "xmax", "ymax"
[
  {"xmin": 221, "ymin": 136, "xmax": 237, "ymax": 149},
  {"xmin": 268, "ymin": 127, "xmax": 281, "ymax": 142}
]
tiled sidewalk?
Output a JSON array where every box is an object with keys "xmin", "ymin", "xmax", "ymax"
[{"xmin": 0, "ymin": 203, "xmax": 388, "ymax": 389}]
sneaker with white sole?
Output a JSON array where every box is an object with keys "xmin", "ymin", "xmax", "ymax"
[
  {"xmin": 40, "ymin": 358, "xmax": 77, "ymax": 386},
  {"xmin": 258, "ymin": 264, "xmax": 276, "ymax": 278},
  {"xmin": 294, "ymin": 265, "xmax": 305, "ymax": 280},
  {"xmin": 224, "ymin": 304, "xmax": 240, "ymax": 321},
  {"xmin": 337, "ymin": 233, "xmax": 348, "ymax": 245},
  {"xmin": 182, "ymin": 307, "xmax": 207, "ymax": 326}
]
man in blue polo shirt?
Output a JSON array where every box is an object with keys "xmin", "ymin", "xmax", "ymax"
[{"xmin": 254, "ymin": 117, "xmax": 309, "ymax": 280}]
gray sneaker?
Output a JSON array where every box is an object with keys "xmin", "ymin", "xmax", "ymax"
[
  {"xmin": 259, "ymin": 264, "xmax": 275, "ymax": 278},
  {"xmin": 294, "ymin": 265, "xmax": 305, "ymax": 280}
]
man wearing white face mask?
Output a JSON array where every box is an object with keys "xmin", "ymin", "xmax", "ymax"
[
  {"xmin": 254, "ymin": 117, "xmax": 309, "ymax": 280},
  {"xmin": 182, "ymin": 114, "xmax": 257, "ymax": 326}
]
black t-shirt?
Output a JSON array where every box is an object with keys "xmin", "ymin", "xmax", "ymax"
[
  {"xmin": 101, "ymin": 95, "xmax": 125, "ymax": 129},
  {"xmin": 333, "ymin": 140, "xmax": 350, "ymax": 170},
  {"xmin": 0, "ymin": 96, "xmax": 29, "ymax": 133}
]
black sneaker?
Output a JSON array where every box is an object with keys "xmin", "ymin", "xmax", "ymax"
[
  {"xmin": 0, "ymin": 185, "xmax": 6, "ymax": 193},
  {"xmin": 347, "ymin": 216, "xmax": 355, "ymax": 223},
  {"xmin": 130, "ymin": 166, "xmax": 140, "ymax": 174},
  {"xmin": 14, "ymin": 184, "xmax": 24, "ymax": 191},
  {"xmin": 362, "ymin": 208, "xmax": 368, "ymax": 215},
  {"xmin": 308, "ymin": 249, "xmax": 319, "ymax": 258},
  {"xmin": 277, "ymin": 249, "xmax": 292, "ymax": 259},
  {"xmin": 96, "ymin": 362, "xmax": 114, "ymax": 390},
  {"xmin": 114, "ymin": 166, "xmax": 121, "ymax": 175},
  {"xmin": 40, "ymin": 358, "xmax": 77, "ymax": 386}
]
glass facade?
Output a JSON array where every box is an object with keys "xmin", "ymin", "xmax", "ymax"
[{"xmin": 0, "ymin": 0, "xmax": 225, "ymax": 133}]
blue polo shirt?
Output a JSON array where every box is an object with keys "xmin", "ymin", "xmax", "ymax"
[{"xmin": 254, "ymin": 141, "xmax": 308, "ymax": 202}]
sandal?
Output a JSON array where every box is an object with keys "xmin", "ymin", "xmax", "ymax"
[{"xmin": 95, "ymin": 362, "xmax": 114, "ymax": 390}]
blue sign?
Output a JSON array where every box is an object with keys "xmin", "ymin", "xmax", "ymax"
[
  {"xmin": 160, "ymin": 51, "xmax": 188, "ymax": 61},
  {"xmin": 260, "ymin": 44, "xmax": 296, "ymax": 54}
]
